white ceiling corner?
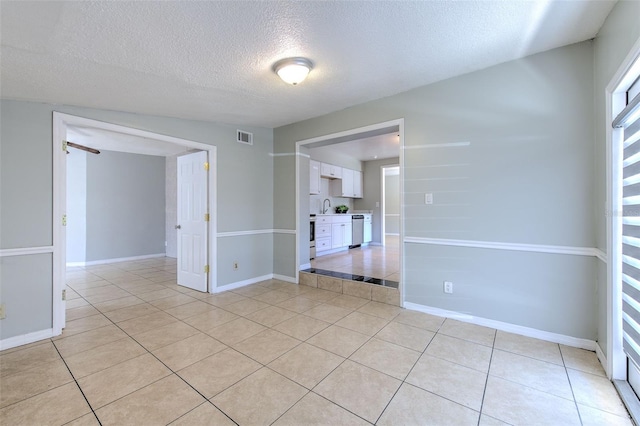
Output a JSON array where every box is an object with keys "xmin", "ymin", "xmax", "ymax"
[{"xmin": 0, "ymin": 1, "xmax": 616, "ymax": 128}]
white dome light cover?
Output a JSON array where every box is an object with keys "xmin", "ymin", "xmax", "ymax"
[{"xmin": 272, "ymin": 57, "xmax": 313, "ymax": 85}]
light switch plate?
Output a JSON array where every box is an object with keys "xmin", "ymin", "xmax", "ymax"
[{"xmin": 425, "ymin": 193, "xmax": 433, "ymax": 204}]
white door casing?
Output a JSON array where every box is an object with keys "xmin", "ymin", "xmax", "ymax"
[{"xmin": 177, "ymin": 151, "xmax": 209, "ymax": 292}]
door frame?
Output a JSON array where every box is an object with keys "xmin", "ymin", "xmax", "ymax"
[
  {"xmin": 381, "ymin": 164, "xmax": 400, "ymax": 247},
  {"xmin": 52, "ymin": 112, "xmax": 218, "ymax": 336},
  {"xmin": 294, "ymin": 118, "xmax": 405, "ymax": 305}
]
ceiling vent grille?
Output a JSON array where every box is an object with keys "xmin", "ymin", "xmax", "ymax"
[{"xmin": 237, "ymin": 130, "xmax": 253, "ymax": 146}]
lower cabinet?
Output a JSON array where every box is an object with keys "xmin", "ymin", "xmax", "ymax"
[
  {"xmin": 331, "ymin": 222, "xmax": 352, "ymax": 249},
  {"xmin": 316, "ymin": 215, "xmax": 353, "ymax": 254},
  {"xmin": 364, "ymin": 215, "xmax": 372, "ymax": 243}
]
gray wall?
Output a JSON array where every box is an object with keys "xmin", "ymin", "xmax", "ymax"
[
  {"xmin": 385, "ymin": 173, "xmax": 400, "ymax": 235},
  {"xmin": 0, "ymin": 100, "xmax": 273, "ymax": 341},
  {"xmin": 85, "ymin": 150, "xmax": 166, "ymax": 261},
  {"xmin": 66, "ymin": 150, "xmax": 87, "ymax": 263},
  {"xmin": 593, "ymin": 0, "xmax": 640, "ymax": 357},
  {"xmin": 275, "ymin": 41, "xmax": 598, "ymax": 339}
]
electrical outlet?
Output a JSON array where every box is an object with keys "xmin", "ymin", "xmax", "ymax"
[
  {"xmin": 443, "ymin": 281, "xmax": 453, "ymax": 294},
  {"xmin": 425, "ymin": 193, "xmax": 434, "ymax": 205},
  {"xmin": 233, "ymin": 262, "xmax": 239, "ymax": 270},
  {"xmin": 0, "ymin": 304, "xmax": 5, "ymax": 319}
]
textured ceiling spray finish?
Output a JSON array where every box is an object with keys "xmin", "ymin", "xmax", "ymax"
[{"xmin": 0, "ymin": 1, "xmax": 615, "ymax": 127}]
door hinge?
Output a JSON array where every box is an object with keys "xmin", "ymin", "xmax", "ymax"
[
  {"xmin": 204, "ymin": 265, "xmax": 210, "ymax": 274},
  {"xmin": 204, "ymin": 213, "xmax": 210, "ymax": 222},
  {"xmin": 204, "ymin": 162, "xmax": 209, "ymax": 171},
  {"xmin": 62, "ymin": 289, "xmax": 67, "ymax": 301},
  {"xmin": 62, "ymin": 215, "xmax": 67, "ymax": 226},
  {"xmin": 62, "ymin": 140, "xmax": 68, "ymax": 152}
]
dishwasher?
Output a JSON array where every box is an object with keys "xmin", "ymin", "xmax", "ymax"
[{"xmin": 350, "ymin": 215, "xmax": 364, "ymax": 248}]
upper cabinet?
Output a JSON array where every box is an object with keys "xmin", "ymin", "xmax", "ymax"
[
  {"xmin": 310, "ymin": 160, "xmax": 321, "ymax": 195},
  {"xmin": 330, "ymin": 167, "xmax": 363, "ymax": 198},
  {"xmin": 320, "ymin": 163, "xmax": 342, "ymax": 179}
]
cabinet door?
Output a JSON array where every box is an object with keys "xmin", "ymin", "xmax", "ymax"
[
  {"xmin": 331, "ymin": 223, "xmax": 344, "ymax": 248},
  {"xmin": 310, "ymin": 160, "xmax": 321, "ymax": 195},
  {"xmin": 344, "ymin": 223, "xmax": 353, "ymax": 246},
  {"xmin": 364, "ymin": 221, "xmax": 372, "ymax": 243},
  {"xmin": 342, "ymin": 169, "xmax": 354, "ymax": 196},
  {"xmin": 353, "ymin": 171, "xmax": 363, "ymax": 198}
]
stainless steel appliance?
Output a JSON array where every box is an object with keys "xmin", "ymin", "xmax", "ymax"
[
  {"xmin": 350, "ymin": 215, "xmax": 364, "ymax": 248},
  {"xmin": 310, "ymin": 215, "xmax": 316, "ymax": 260}
]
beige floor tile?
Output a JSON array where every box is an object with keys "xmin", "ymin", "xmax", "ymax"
[
  {"xmin": 561, "ymin": 345, "xmax": 606, "ymax": 377},
  {"xmin": 178, "ymin": 348, "xmax": 261, "ymax": 398},
  {"xmin": 75, "ymin": 284, "xmax": 121, "ymax": 297},
  {"xmin": 335, "ymin": 311, "xmax": 389, "ymax": 336},
  {"xmin": 91, "ymin": 296, "xmax": 144, "ymax": 313},
  {"xmin": 0, "ymin": 341, "xmax": 61, "ymax": 377},
  {"xmin": 95, "ymin": 374, "xmax": 204, "ymax": 425},
  {"xmin": 66, "ymin": 413, "xmax": 101, "ymax": 426},
  {"xmin": 483, "ymin": 376, "xmax": 580, "ymax": 425},
  {"xmin": 317, "ymin": 276, "xmax": 343, "ymax": 293},
  {"xmin": 314, "ymin": 360, "xmax": 401, "ymax": 423},
  {"xmin": 325, "ymin": 294, "xmax": 370, "ymax": 310},
  {"xmin": 277, "ymin": 296, "xmax": 323, "ymax": 313},
  {"xmin": 66, "ymin": 298, "xmax": 90, "ymax": 309},
  {"xmin": 272, "ymin": 314, "xmax": 330, "ymax": 340},
  {"xmin": 224, "ymin": 298, "xmax": 271, "ymax": 316},
  {"xmin": 102, "ymin": 302, "xmax": 160, "ymax": 323},
  {"xmin": 307, "ymin": 325, "xmax": 370, "ymax": 358},
  {"xmin": 495, "ymin": 331, "xmax": 563, "ymax": 365},
  {"xmin": 0, "ymin": 382, "xmax": 91, "ymax": 426},
  {"xmin": 578, "ymin": 403, "xmax": 633, "ymax": 426},
  {"xmin": 117, "ymin": 282, "xmax": 164, "ymax": 295},
  {"xmin": 304, "ymin": 304, "xmax": 352, "ymax": 323},
  {"xmin": 65, "ymin": 337, "xmax": 146, "ymax": 378},
  {"xmin": 342, "ymin": 281, "xmax": 372, "ymax": 299},
  {"xmin": 136, "ymin": 288, "xmax": 183, "ymax": 302},
  {"xmin": 54, "ymin": 325, "xmax": 128, "ymax": 357},
  {"xmin": 233, "ymin": 329, "xmax": 301, "ymax": 364},
  {"xmin": 84, "ymin": 289, "xmax": 133, "ymax": 304},
  {"xmin": 134, "ymin": 320, "xmax": 199, "ymax": 351},
  {"xmin": 568, "ymin": 368, "xmax": 628, "ymax": 416},
  {"xmin": 0, "ymin": 359, "xmax": 74, "ymax": 408},
  {"xmin": 182, "ymin": 308, "xmax": 239, "ymax": 333},
  {"xmin": 371, "ymin": 285, "xmax": 400, "ymax": 306},
  {"xmin": 153, "ymin": 333, "xmax": 227, "ymax": 371},
  {"xmin": 60, "ymin": 314, "xmax": 113, "ymax": 337},
  {"xmin": 299, "ymin": 272, "xmax": 318, "ymax": 288},
  {"xmin": 201, "ymin": 291, "xmax": 247, "ymax": 307},
  {"xmin": 350, "ymin": 338, "xmax": 420, "ymax": 380},
  {"xmin": 169, "ymin": 402, "xmax": 236, "ymax": 426},
  {"xmin": 77, "ymin": 353, "xmax": 171, "ymax": 409},
  {"xmin": 490, "ymin": 349, "xmax": 573, "ymax": 399},
  {"xmin": 299, "ymin": 287, "xmax": 340, "ymax": 302},
  {"xmin": 212, "ymin": 367, "xmax": 307, "ymax": 425},
  {"xmin": 393, "ymin": 309, "xmax": 445, "ymax": 332},
  {"xmin": 164, "ymin": 300, "xmax": 217, "ymax": 320},
  {"xmin": 245, "ymin": 305, "xmax": 298, "ymax": 327},
  {"xmin": 273, "ymin": 391, "xmax": 369, "ymax": 426},
  {"xmin": 67, "ymin": 305, "xmax": 101, "ymax": 321},
  {"xmin": 479, "ymin": 414, "xmax": 511, "ymax": 425},
  {"xmin": 357, "ymin": 301, "xmax": 402, "ymax": 320},
  {"xmin": 232, "ymin": 284, "xmax": 272, "ymax": 298},
  {"xmin": 206, "ymin": 317, "xmax": 267, "ymax": 345},
  {"xmin": 406, "ymin": 354, "xmax": 487, "ymax": 411},
  {"xmin": 426, "ymin": 333, "xmax": 493, "ymax": 372},
  {"xmin": 148, "ymin": 293, "xmax": 197, "ymax": 310},
  {"xmin": 268, "ymin": 343, "xmax": 344, "ymax": 389},
  {"xmin": 0, "ymin": 338, "xmax": 50, "ymax": 356},
  {"xmin": 375, "ymin": 321, "xmax": 435, "ymax": 352},
  {"xmin": 252, "ymin": 289, "xmax": 294, "ymax": 305},
  {"xmin": 378, "ymin": 382, "xmax": 479, "ymax": 426},
  {"xmin": 439, "ymin": 319, "xmax": 496, "ymax": 347},
  {"xmin": 116, "ymin": 311, "xmax": 179, "ymax": 336}
]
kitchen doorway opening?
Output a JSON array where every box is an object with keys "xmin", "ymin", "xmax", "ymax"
[
  {"xmin": 52, "ymin": 112, "xmax": 217, "ymax": 335},
  {"xmin": 294, "ymin": 119, "xmax": 405, "ymax": 305}
]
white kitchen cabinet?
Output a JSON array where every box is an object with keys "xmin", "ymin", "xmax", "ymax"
[
  {"xmin": 320, "ymin": 163, "xmax": 342, "ymax": 179},
  {"xmin": 316, "ymin": 237, "xmax": 331, "ymax": 251},
  {"xmin": 353, "ymin": 171, "xmax": 363, "ymax": 198},
  {"xmin": 316, "ymin": 224, "xmax": 331, "ymax": 238},
  {"xmin": 309, "ymin": 160, "xmax": 321, "ymax": 195},
  {"xmin": 331, "ymin": 222, "xmax": 352, "ymax": 248},
  {"xmin": 329, "ymin": 168, "xmax": 362, "ymax": 198},
  {"xmin": 364, "ymin": 214, "xmax": 372, "ymax": 243}
]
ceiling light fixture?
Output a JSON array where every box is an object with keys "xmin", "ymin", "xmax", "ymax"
[{"xmin": 272, "ymin": 57, "xmax": 313, "ymax": 85}]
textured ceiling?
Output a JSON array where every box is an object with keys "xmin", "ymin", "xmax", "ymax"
[{"xmin": 1, "ymin": 1, "xmax": 615, "ymax": 128}]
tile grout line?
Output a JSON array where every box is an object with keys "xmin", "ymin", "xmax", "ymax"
[
  {"xmin": 560, "ymin": 344, "xmax": 585, "ymax": 426},
  {"xmin": 476, "ymin": 329, "xmax": 498, "ymax": 426}
]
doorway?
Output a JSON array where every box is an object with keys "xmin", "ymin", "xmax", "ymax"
[{"xmin": 52, "ymin": 112, "xmax": 217, "ymax": 335}]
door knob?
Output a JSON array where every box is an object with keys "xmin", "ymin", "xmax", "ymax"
[{"xmin": 175, "ymin": 225, "xmax": 181, "ymax": 229}]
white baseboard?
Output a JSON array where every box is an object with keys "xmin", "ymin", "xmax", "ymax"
[
  {"xmin": 273, "ymin": 274, "xmax": 297, "ymax": 284},
  {"xmin": 596, "ymin": 343, "xmax": 608, "ymax": 375},
  {"xmin": 66, "ymin": 253, "xmax": 166, "ymax": 267},
  {"xmin": 212, "ymin": 274, "xmax": 273, "ymax": 293},
  {"xmin": 404, "ymin": 302, "xmax": 596, "ymax": 350},
  {"xmin": 0, "ymin": 328, "xmax": 54, "ymax": 351}
]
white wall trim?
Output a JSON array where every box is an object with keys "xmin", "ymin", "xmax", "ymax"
[
  {"xmin": 0, "ymin": 328, "xmax": 54, "ymax": 351},
  {"xmin": 403, "ymin": 141, "xmax": 470, "ymax": 149},
  {"xmin": 66, "ymin": 253, "xmax": 166, "ymax": 267},
  {"xmin": 405, "ymin": 302, "xmax": 596, "ymax": 350},
  {"xmin": 269, "ymin": 152, "xmax": 310, "ymax": 158},
  {"xmin": 272, "ymin": 274, "xmax": 297, "ymax": 284},
  {"xmin": 596, "ymin": 342, "xmax": 607, "ymax": 372},
  {"xmin": 217, "ymin": 229, "xmax": 295, "ymax": 238},
  {"xmin": 405, "ymin": 236, "xmax": 601, "ymax": 258},
  {"xmin": 212, "ymin": 274, "xmax": 273, "ymax": 293},
  {"xmin": 595, "ymin": 249, "xmax": 608, "ymax": 263},
  {"xmin": 0, "ymin": 246, "xmax": 54, "ymax": 257}
]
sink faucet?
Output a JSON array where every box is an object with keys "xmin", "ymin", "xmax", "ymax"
[{"xmin": 322, "ymin": 199, "xmax": 331, "ymax": 214}]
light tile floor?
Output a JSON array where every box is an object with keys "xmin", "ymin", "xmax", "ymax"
[
  {"xmin": 312, "ymin": 235, "xmax": 400, "ymax": 281},
  {"xmin": 0, "ymin": 257, "xmax": 632, "ymax": 425}
]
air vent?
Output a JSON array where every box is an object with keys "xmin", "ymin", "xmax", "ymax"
[{"xmin": 237, "ymin": 130, "xmax": 253, "ymax": 145}]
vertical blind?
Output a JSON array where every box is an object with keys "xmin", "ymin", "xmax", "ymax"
[{"xmin": 619, "ymin": 88, "xmax": 640, "ymax": 368}]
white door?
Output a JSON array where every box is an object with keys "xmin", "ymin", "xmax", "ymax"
[{"xmin": 177, "ymin": 151, "xmax": 208, "ymax": 292}]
